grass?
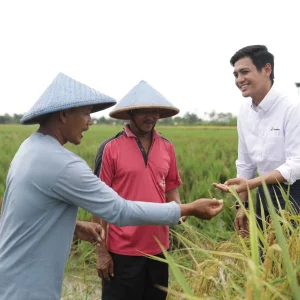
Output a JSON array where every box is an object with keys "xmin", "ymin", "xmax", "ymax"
[
  {"xmin": 1, "ymin": 125, "xmax": 299, "ymax": 299},
  {"xmin": 161, "ymin": 187, "xmax": 300, "ymax": 300}
]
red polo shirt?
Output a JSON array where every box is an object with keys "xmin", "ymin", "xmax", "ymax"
[{"xmin": 95, "ymin": 125, "xmax": 182, "ymax": 256}]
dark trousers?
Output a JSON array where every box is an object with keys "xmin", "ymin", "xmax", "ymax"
[
  {"xmin": 102, "ymin": 252, "xmax": 168, "ymax": 300},
  {"xmin": 256, "ymin": 180, "xmax": 300, "ymax": 230}
]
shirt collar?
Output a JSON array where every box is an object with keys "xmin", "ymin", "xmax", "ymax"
[
  {"xmin": 123, "ymin": 124, "xmax": 160, "ymax": 139},
  {"xmin": 251, "ymin": 82, "xmax": 279, "ymax": 113}
]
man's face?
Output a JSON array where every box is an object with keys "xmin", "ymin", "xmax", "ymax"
[
  {"xmin": 233, "ymin": 57, "xmax": 271, "ymax": 103},
  {"xmin": 132, "ymin": 108, "xmax": 160, "ymax": 133},
  {"xmin": 64, "ymin": 105, "xmax": 93, "ymax": 145}
]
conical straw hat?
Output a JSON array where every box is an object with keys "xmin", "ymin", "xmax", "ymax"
[
  {"xmin": 109, "ymin": 80, "xmax": 179, "ymax": 120},
  {"xmin": 21, "ymin": 73, "xmax": 116, "ymax": 124}
]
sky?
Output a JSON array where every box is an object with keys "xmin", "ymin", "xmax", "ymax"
[{"xmin": 1, "ymin": 0, "xmax": 300, "ymax": 119}]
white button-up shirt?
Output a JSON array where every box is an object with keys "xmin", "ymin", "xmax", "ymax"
[{"xmin": 236, "ymin": 83, "xmax": 300, "ymax": 184}]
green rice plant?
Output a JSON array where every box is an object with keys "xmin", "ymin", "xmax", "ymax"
[
  {"xmin": 261, "ymin": 181, "xmax": 300, "ymax": 299},
  {"xmin": 150, "ymin": 185, "xmax": 300, "ymax": 300},
  {"xmin": 0, "ymin": 125, "xmax": 38, "ymax": 197}
]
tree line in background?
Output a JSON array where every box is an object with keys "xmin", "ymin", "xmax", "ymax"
[{"xmin": 0, "ymin": 111, "xmax": 237, "ymax": 126}]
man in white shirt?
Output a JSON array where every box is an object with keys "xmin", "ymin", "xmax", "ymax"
[{"xmin": 213, "ymin": 45, "xmax": 300, "ymax": 236}]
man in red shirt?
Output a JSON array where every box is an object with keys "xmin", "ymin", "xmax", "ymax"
[{"xmin": 93, "ymin": 80, "xmax": 185, "ymax": 299}]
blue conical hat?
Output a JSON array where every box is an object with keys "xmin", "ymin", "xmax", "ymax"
[
  {"xmin": 21, "ymin": 73, "xmax": 117, "ymax": 124},
  {"xmin": 109, "ymin": 80, "xmax": 179, "ymax": 120}
]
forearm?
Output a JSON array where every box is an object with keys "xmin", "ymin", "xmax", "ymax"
[
  {"xmin": 178, "ymin": 204, "xmax": 192, "ymax": 217},
  {"xmin": 113, "ymin": 201, "xmax": 180, "ymax": 226},
  {"xmin": 165, "ymin": 188, "xmax": 181, "ymax": 204},
  {"xmin": 248, "ymin": 170, "xmax": 285, "ymax": 189},
  {"xmin": 239, "ymin": 191, "xmax": 248, "ymax": 202}
]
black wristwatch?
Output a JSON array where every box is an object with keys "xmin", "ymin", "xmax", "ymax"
[{"xmin": 235, "ymin": 201, "xmax": 249, "ymax": 210}]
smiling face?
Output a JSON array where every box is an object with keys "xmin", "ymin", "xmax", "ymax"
[
  {"xmin": 63, "ymin": 105, "xmax": 93, "ymax": 145},
  {"xmin": 233, "ymin": 57, "xmax": 272, "ymax": 105},
  {"xmin": 130, "ymin": 108, "xmax": 160, "ymax": 135}
]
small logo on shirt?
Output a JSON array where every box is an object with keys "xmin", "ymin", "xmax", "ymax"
[
  {"xmin": 159, "ymin": 176, "xmax": 166, "ymax": 188},
  {"xmin": 271, "ymin": 127, "xmax": 280, "ymax": 131}
]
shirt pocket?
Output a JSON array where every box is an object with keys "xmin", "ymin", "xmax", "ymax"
[{"xmin": 263, "ymin": 135, "xmax": 285, "ymax": 161}]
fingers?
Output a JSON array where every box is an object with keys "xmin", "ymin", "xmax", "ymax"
[
  {"xmin": 102, "ymin": 267, "xmax": 110, "ymax": 280},
  {"xmin": 209, "ymin": 198, "xmax": 223, "ymax": 206},
  {"xmin": 234, "ymin": 218, "xmax": 240, "ymax": 232},
  {"xmin": 181, "ymin": 216, "xmax": 188, "ymax": 222},
  {"xmin": 226, "ymin": 178, "xmax": 239, "ymax": 185},
  {"xmin": 234, "ymin": 213, "xmax": 249, "ymax": 238},
  {"xmin": 178, "ymin": 216, "xmax": 188, "ymax": 224},
  {"xmin": 96, "ymin": 264, "xmax": 109, "ymax": 280},
  {"xmin": 100, "ymin": 228, "xmax": 105, "ymax": 241},
  {"xmin": 209, "ymin": 200, "xmax": 223, "ymax": 216},
  {"xmin": 239, "ymin": 219, "xmax": 249, "ymax": 238},
  {"xmin": 91, "ymin": 224, "xmax": 104, "ymax": 246},
  {"xmin": 108, "ymin": 261, "xmax": 114, "ymax": 279},
  {"xmin": 201, "ymin": 199, "xmax": 223, "ymax": 219},
  {"xmin": 212, "ymin": 183, "xmax": 230, "ymax": 193},
  {"xmin": 96, "ymin": 249, "xmax": 113, "ymax": 280},
  {"xmin": 97, "ymin": 268, "xmax": 103, "ymax": 279},
  {"xmin": 96, "ymin": 224, "xmax": 105, "ymax": 241},
  {"xmin": 213, "ymin": 178, "xmax": 245, "ymax": 194},
  {"xmin": 240, "ymin": 230, "xmax": 249, "ymax": 238},
  {"xmin": 98, "ymin": 262, "xmax": 114, "ymax": 281}
]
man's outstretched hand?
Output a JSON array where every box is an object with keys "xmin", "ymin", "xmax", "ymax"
[
  {"xmin": 180, "ymin": 198, "xmax": 223, "ymax": 220},
  {"xmin": 212, "ymin": 178, "xmax": 250, "ymax": 194}
]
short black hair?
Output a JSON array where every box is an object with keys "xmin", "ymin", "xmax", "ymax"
[{"xmin": 230, "ymin": 45, "xmax": 274, "ymax": 82}]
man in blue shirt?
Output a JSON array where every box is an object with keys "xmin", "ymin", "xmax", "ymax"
[{"xmin": 0, "ymin": 73, "xmax": 223, "ymax": 300}]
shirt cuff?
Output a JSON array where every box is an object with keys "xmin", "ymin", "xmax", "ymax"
[
  {"xmin": 169, "ymin": 201, "xmax": 181, "ymax": 225},
  {"xmin": 275, "ymin": 166, "xmax": 295, "ymax": 184}
]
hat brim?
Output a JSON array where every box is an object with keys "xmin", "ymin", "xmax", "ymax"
[
  {"xmin": 109, "ymin": 105, "xmax": 179, "ymax": 120},
  {"xmin": 21, "ymin": 101, "xmax": 116, "ymax": 125}
]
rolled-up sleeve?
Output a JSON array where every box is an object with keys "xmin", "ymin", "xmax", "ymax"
[
  {"xmin": 53, "ymin": 159, "xmax": 181, "ymax": 226},
  {"xmin": 275, "ymin": 103, "xmax": 300, "ymax": 184}
]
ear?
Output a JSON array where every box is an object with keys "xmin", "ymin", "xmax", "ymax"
[
  {"xmin": 129, "ymin": 110, "xmax": 135, "ymax": 121},
  {"xmin": 59, "ymin": 110, "xmax": 69, "ymax": 124},
  {"xmin": 263, "ymin": 63, "xmax": 272, "ymax": 77}
]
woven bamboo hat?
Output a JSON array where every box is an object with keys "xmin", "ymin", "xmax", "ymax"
[
  {"xmin": 109, "ymin": 80, "xmax": 179, "ymax": 120},
  {"xmin": 21, "ymin": 73, "xmax": 116, "ymax": 125}
]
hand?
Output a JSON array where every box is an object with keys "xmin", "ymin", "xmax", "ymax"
[
  {"xmin": 234, "ymin": 207, "xmax": 249, "ymax": 238},
  {"xmin": 74, "ymin": 221, "xmax": 105, "ymax": 247},
  {"xmin": 183, "ymin": 198, "xmax": 223, "ymax": 220},
  {"xmin": 178, "ymin": 216, "xmax": 188, "ymax": 224},
  {"xmin": 96, "ymin": 243, "xmax": 114, "ymax": 280},
  {"xmin": 212, "ymin": 178, "xmax": 250, "ymax": 194}
]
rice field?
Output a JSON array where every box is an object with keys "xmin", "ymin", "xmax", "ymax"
[{"xmin": 1, "ymin": 124, "xmax": 299, "ymax": 299}]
